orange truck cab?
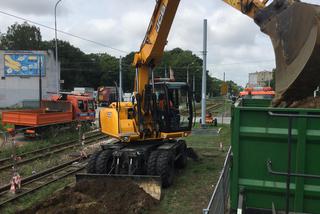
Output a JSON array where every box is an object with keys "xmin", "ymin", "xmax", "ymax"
[{"xmin": 51, "ymin": 93, "xmax": 96, "ymax": 121}]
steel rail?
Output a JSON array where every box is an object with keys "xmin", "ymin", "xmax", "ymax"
[
  {"xmin": 0, "ymin": 134, "xmax": 106, "ymax": 171},
  {"xmin": 0, "ymin": 159, "xmax": 87, "ymax": 207},
  {"xmin": 0, "ymin": 130, "xmax": 101, "ymax": 165}
]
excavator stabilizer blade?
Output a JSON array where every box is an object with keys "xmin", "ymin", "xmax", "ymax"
[
  {"xmin": 255, "ymin": 1, "xmax": 320, "ymax": 104},
  {"xmin": 75, "ymin": 173, "xmax": 162, "ymax": 200}
]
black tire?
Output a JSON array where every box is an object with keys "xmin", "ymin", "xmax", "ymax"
[
  {"xmin": 175, "ymin": 141, "xmax": 187, "ymax": 169},
  {"xmin": 156, "ymin": 151, "xmax": 175, "ymax": 188},
  {"xmin": 95, "ymin": 150, "xmax": 114, "ymax": 174},
  {"xmin": 147, "ymin": 150, "xmax": 160, "ymax": 175},
  {"xmin": 87, "ymin": 150, "xmax": 102, "ymax": 173}
]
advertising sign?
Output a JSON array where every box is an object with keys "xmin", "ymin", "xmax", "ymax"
[{"xmin": 4, "ymin": 54, "xmax": 45, "ymax": 77}]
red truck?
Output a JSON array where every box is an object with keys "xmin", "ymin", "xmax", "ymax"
[
  {"xmin": 2, "ymin": 93, "xmax": 96, "ymax": 137},
  {"xmin": 97, "ymin": 86, "xmax": 117, "ymax": 107}
]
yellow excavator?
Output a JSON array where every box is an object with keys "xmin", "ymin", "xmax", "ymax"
[{"xmin": 77, "ymin": 0, "xmax": 320, "ymax": 199}]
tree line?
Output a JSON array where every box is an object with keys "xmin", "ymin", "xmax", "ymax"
[{"xmin": 0, "ymin": 22, "xmax": 242, "ymax": 97}]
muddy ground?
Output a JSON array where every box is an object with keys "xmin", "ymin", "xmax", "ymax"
[
  {"xmin": 20, "ymin": 178, "xmax": 158, "ymax": 214},
  {"xmin": 289, "ymin": 96, "xmax": 320, "ymax": 108}
]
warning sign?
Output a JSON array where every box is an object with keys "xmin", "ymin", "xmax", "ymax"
[{"xmin": 220, "ymin": 83, "xmax": 228, "ymax": 95}]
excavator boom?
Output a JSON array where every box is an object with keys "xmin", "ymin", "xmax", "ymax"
[{"xmin": 133, "ymin": 0, "xmax": 180, "ymax": 95}]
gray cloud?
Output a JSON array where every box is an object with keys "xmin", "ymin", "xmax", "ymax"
[
  {"xmin": 0, "ymin": 0, "xmax": 319, "ymax": 86},
  {"xmin": 1, "ymin": 0, "xmax": 69, "ymax": 16}
]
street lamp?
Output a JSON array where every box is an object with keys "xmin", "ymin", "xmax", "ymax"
[{"xmin": 55, "ymin": 0, "xmax": 63, "ymax": 93}]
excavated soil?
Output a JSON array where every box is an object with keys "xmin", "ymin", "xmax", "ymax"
[
  {"xmin": 288, "ymin": 96, "xmax": 320, "ymax": 108},
  {"xmin": 20, "ymin": 178, "xmax": 158, "ymax": 214}
]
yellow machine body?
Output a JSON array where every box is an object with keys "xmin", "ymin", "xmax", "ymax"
[{"xmin": 100, "ymin": 100, "xmax": 190, "ymax": 143}]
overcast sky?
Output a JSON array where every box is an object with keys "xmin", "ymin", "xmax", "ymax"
[{"xmin": 0, "ymin": 0, "xmax": 319, "ymax": 86}]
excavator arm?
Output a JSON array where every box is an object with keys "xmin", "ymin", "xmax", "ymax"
[
  {"xmin": 223, "ymin": 0, "xmax": 269, "ymax": 17},
  {"xmin": 133, "ymin": 0, "xmax": 180, "ymax": 95}
]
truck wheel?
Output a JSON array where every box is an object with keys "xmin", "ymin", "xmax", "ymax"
[
  {"xmin": 175, "ymin": 141, "xmax": 187, "ymax": 169},
  {"xmin": 96, "ymin": 150, "xmax": 114, "ymax": 174},
  {"xmin": 157, "ymin": 151, "xmax": 175, "ymax": 188},
  {"xmin": 147, "ymin": 150, "xmax": 160, "ymax": 175},
  {"xmin": 87, "ymin": 150, "xmax": 102, "ymax": 173}
]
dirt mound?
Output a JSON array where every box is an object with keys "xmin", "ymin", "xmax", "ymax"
[
  {"xmin": 289, "ymin": 96, "xmax": 320, "ymax": 108},
  {"xmin": 21, "ymin": 178, "xmax": 158, "ymax": 214}
]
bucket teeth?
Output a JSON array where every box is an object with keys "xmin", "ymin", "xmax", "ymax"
[{"xmin": 255, "ymin": 1, "xmax": 320, "ymax": 104}]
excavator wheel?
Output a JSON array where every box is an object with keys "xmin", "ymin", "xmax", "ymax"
[
  {"xmin": 87, "ymin": 150, "xmax": 102, "ymax": 173},
  {"xmin": 175, "ymin": 140, "xmax": 187, "ymax": 169},
  {"xmin": 95, "ymin": 150, "xmax": 114, "ymax": 174},
  {"xmin": 156, "ymin": 150, "xmax": 175, "ymax": 188},
  {"xmin": 147, "ymin": 150, "xmax": 160, "ymax": 175}
]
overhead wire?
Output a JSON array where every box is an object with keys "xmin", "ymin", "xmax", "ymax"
[
  {"xmin": 0, "ymin": 9, "xmax": 129, "ymax": 54},
  {"xmin": 0, "ymin": 10, "xmax": 275, "ymax": 72}
]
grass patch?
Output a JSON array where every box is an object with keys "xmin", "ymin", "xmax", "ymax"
[
  {"xmin": 0, "ymin": 131, "xmax": 78, "ymax": 159},
  {"xmin": 0, "ymin": 177, "xmax": 74, "ymax": 214},
  {"xmin": 150, "ymin": 125, "xmax": 231, "ymax": 213},
  {"xmin": 0, "ymin": 115, "xmax": 13, "ymax": 132},
  {"xmin": 0, "ymin": 125, "xmax": 231, "ymax": 213}
]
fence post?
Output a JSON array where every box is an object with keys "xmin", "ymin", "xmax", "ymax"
[{"xmin": 222, "ymin": 170, "xmax": 225, "ymax": 213}]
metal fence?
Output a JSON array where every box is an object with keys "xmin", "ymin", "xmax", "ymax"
[{"xmin": 203, "ymin": 147, "xmax": 232, "ymax": 214}]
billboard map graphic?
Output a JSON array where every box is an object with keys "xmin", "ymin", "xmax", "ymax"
[{"xmin": 4, "ymin": 54, "xmax": 45, "ymax": 77}]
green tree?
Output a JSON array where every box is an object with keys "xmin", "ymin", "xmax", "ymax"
[
  {"xmin": 0, "ymin": 22, "xmax": 42, "ymax": 50},
  {"xmin": 0, "ymin": 23, "xmax": 243, "ymax": 94}
]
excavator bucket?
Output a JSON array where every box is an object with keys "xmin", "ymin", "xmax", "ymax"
[
  {"xmin": 75, "ymin": 173, "xmax": 162, "ymax": 200},
  {"xmin": 255, "ymin": 1, "xmax": 320, "ymax": 104}
]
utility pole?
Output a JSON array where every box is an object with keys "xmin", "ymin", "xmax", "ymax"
[
  {"xmin": 39, "ymin": 57, "xmax": 42, "ymax": 108},
  {"xmin": 165, "ymin": 64, "xmax": 167, "ymax": 78},
  {"xmin": 187, "ymin": 62, "xmax": 194, "ymax": 85},
  {"xmin": 187, "ymin": 65, "xmax": 189, "ymax": 84},
  {"xmin": 201, "ymin": 19, "xmax": 207, "ymax": 127},
  {"xmin": 193, "ymin": 73, "xmax": 195, "ymax": 94},
  {"xmin": 119, "ymin": 56, "xmax": 122, "ymax": 101},
  {"xmin": 222, "ymin": 72, "xmax": 226, "ymax": 125},
  {"xmin": 55, "ymin": 0, "xmax": 62, "ymax": 93}
]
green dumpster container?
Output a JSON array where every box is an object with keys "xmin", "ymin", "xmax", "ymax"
[{"xmin": 230, "ymin": 99, "xmax": 320, "ymax": 213}]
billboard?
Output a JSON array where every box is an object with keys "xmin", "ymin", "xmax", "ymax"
[{"xmin": 4, "ymin": 54, "xmax": 45, "ymax": 77}]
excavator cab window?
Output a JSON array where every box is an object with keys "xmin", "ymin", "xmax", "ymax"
[{"xmin": 154, "ymin": 82, "xmax": 193, "ymax": 133}]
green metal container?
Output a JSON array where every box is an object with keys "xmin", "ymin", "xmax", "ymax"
[{"xmin": 231, "ymin": 99, "xmax": 320, "ymax": 213}]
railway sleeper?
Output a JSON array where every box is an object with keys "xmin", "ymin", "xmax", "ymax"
[{"xmin": 88, "ymin": 139, "xmax": 189, "ymax": 188}]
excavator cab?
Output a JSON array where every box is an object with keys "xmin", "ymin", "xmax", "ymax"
[{"xmin": 154, "ymin": 82, "xmax": 193, "ymax": 133}]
